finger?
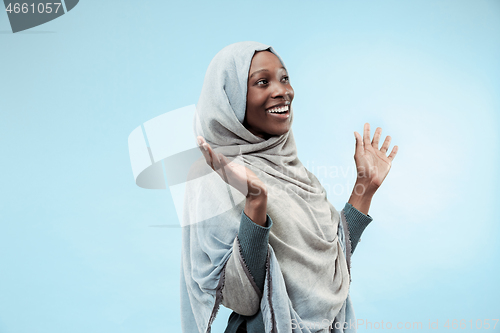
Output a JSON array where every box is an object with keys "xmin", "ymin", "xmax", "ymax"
[
  {"xmin": 387, "ymin": 145, "xmax": 398, "ymax": 161},
  {"xmin": 197, "ymin": 138, "xmax": 211, "ymax": 165},
  {"xmin": 371, "ymin": 127, "xmax": 382, "ymax": 149},
  {"xmin": 201, "ymin": 143, "xmax": 214, "ymax": 168},
  {"xmin": 217, "ymin": 153, "xmax": 230, "ymax": 183},
  {"xmin": 196, "ymin": 136, "xmax": 208, "ymax": 155},
  {"xmin": 363, "ymin": 123, "xmax": 371, "ymax": 147},
  {"xmin": 218, "ymin": 153, "xmax": 229, "ymax": 167},
  {"xmin": 354, "ymin": 131, "xmax": 364, "ymax": 154},
  {"xmin": 218, "ymin": 153, "xmax": 234, "ymax": 172},
  {"xmin": 204, "ymin": 143, "xmax": 221, "ymax": 170},
  {"xmin": 199, "ymin": 140, "xmax": 216, "ymax": 170},
  {"xmin": 380, "ymin": 135, "xmax": 391, "ymax": 153}
]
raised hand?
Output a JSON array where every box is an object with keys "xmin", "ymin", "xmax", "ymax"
[
  {"xmin": 196, "ymin": 136, "xmax": 267, "ymax": 199},
  {"xmin": 197, "ymin": 136, "xmax": 268, "ymax": 225},
  {"xmin": 353, "ymin": 123, "xmax": 398, "ymax": 194}
]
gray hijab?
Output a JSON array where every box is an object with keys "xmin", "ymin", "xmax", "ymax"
[{"xmin": 180, "ymin": 41, "xmax": 351, "ymax": 333}]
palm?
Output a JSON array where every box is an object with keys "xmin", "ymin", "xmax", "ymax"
[{"xmin": 354, "ymin": 123, "xmax": 398, "ymax": 188}]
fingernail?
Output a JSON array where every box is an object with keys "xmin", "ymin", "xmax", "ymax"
[
  {"xmin": 202, "ymin": 143, "xmax": 208, "ymax": 151},
  {"xmin": 197, "ymin": 138, "xmax": 202, "ymax": 145}
]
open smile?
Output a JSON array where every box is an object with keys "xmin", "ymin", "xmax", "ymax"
[{"xmin": 266, "ymin": 102, "xmax": 290, "ymax": 119}]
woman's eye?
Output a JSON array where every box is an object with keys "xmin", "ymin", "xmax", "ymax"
[
  {"xmin": 256, "ymin": 79, "xmax": 268, "ymax": 86},
  {"xmin": 282, "ymin": 76, "xmax": 290, "ymax": 83}
]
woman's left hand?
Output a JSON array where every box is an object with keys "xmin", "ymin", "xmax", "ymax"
[{"xmin": 353, "ymin": 123, "xmax": 398, "ymax": 195}]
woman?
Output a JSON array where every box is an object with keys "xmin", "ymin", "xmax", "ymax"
[{"xmin": 180, "ymin": 41, "xmax": 398, "ymax": 333}]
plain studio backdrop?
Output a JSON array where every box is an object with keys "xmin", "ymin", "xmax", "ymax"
[{"xmin": 0, "ymin": 1, "xmax": 499, "ymax": 332}]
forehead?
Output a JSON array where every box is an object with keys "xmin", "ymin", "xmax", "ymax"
[{"xmin": 249, "ymin": 50, "xmax": 284, "ymax": 71}]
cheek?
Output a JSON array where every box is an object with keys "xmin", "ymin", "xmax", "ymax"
[
  {"xmin": 254, "ymin": 92, "xmax": 267, "ymax": 107},
  {"xmin": 246, "ymin": 94, "xmax": 264, "ymax": 121},
  {"xmin": 247, "ymin": 90, "xmax": 263, "ymax": 108}
]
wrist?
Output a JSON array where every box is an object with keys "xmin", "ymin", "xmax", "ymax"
[
  {"xmin": 244, "ymin": 194, "xmax": 267, "ymax": 226},
  {"xmin": 348, "ymin": 180, "xmax": 376, "ymax": 215},
  {"xmin": 246, "ymin": 189, "xmax": 267, "ymax": 203},
  {"xmin": 247, "ymin": 179, "xmax": 268, "ymax": 198},
  {"xmin": 353, "ymin": 179, "xmax": 378, "ymax": 197}
]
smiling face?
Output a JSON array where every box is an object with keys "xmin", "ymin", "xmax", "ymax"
[{"xmin": 243, "ymin": 50, "xmax": 294, "ymax": 140}]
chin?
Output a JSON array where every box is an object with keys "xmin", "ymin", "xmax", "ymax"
[{"xmin": 269, "ymin": 127, "xmax": 291, "ymax": 137}]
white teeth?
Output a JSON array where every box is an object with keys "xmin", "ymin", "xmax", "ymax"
[{"xmin": 267, "ymin": 105, "xmax": 289, "ymax": 113}]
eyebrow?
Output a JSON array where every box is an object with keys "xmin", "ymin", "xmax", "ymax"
[{"xmin": 249, "ymin": 67, "xmax": 287, "ymax": 79}]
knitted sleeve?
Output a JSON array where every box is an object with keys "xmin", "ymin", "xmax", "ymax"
[
  {"xmin": 237, "ymin": 210, "xmax": 273, "ymax": 293},
  {"xmin": 343, "ymin": 202, "xmax": 373, "ymax": 254}
]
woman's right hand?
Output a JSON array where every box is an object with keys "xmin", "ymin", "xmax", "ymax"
[
  {"xmin": 197, "ymin": 136, "xmax": 267, "ymax": 199},
  {"xmin": 197, "ymin": 136, "xmax": 268, "ymax": 226}
]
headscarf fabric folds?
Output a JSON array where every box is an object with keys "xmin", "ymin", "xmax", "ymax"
[{"xmin": 180, "ymin": 41, "xmax": 352, "ymax": 333}]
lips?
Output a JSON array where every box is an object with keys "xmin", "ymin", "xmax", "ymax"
[
  {"xmin": 266, "ymin": 101, "xmax": 291, "ymax": 113},
  {"xmin": 267, "ymin": 105, "xmax": 289, "ymax": 113},
  {"xmin": 265, "ymin": 104, "xmax": 290, "ymax": 120}
]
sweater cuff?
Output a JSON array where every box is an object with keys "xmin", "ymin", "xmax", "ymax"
[
  {"xmin": 237, "ymin": 211, "xmax": 273, "ymax": 292},
  {"xmin": 344, "ymin": 202, "xmax": 373, "ymax": 253}
]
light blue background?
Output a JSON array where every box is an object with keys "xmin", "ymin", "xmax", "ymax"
[{"xmin": 1, "ymin": 0, "xmax": 499, "ymax": 332}]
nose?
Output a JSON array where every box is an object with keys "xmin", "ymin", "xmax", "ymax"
[{"xmin": 271, "ymin": 82, "xmax": 288, "ymax": 100}]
